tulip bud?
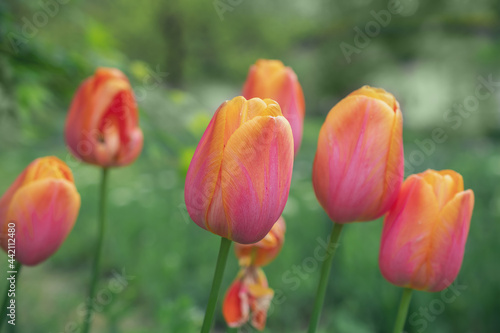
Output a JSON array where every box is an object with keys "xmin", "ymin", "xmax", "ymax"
[
  {"xmin": 243, "ymin": 59, "xmax": 305, "ymax": 154},
  {"xmin": 223, "ymin": 267, "xmax": 274, "ymax": 331},
  {"xmin": 379, "ymin": 169, "xmax": 474, "ymax": 292},
  {"xmin": 234, "ymin": 216, "xmax": 286, "ymax": 267},
  {"xmin": 312, "ymin": 85, "xmax": 404, "ymax": 223},
  {"xmin": 0, "ymin": 157, "xmax": 81, "ymax": 266},
  {"xmin": 65, "ymin": 67, "xmax": 143, "ymax": 167},
  {"xmin": 185, "ymin": 96, "xmax": 294, "ymax": 244}
]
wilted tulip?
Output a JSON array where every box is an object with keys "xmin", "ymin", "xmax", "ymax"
[
  {"xmin": 184, "ymin": 96, "xmax": 294, "ymax": 244},
  {"xmin": 243, "ymin": 59, "xmax": 305, "ymax": 154},
  {"xmin": 379, "ymin": 169, "xmax": 474, "ymax": 292},
  {"xmin": 0, "ymin": 157, "xmax": 81, "ymax": 266},
  {"xmin": 312, "ymin": 85, "xmax": 404, "ymax": 223},
  {"xmin": 223, "ymin": 267, "xmax": 274, "ymax": 331},
  {"xmin": 65, "ymin": 67, "xmax": 143, "ymax": 167},
  {"xmin": 235, "ymin": 216, "xmax": 286, "ymax": 267}
]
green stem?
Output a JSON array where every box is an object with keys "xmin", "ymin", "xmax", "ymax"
[
  {"xmin": 82, "ymin": 168, "xmax": 109, "ymax": 333},
  {"xmin": 226, "ymin": 327, "xmax": 238, "ymax": 333},
  {"xmin": 392, "ymin": 288, "xmax": 413, "ymax": 333},
  {"xmin": 201, "ymin": 237, "xmax": 232, "ymax": 333},
  {"xmin": 307, "ymin": 223, "xmax": 344, "ymax": 333},
  {"xmin": 0, "ymin": 261, "xmax": 21, "ymax": 331}
]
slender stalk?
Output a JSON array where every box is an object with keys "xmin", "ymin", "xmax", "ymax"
[
  {"xmin": 0, "ymin": 261, "xmax": 21, "ymax": 331},
  {"xmin": 307, "ymin": 223, "xmax": 344, "ymax": 333},
  {"xmin": 201, "ymin": 237, "xmax": 232, "ymax": 333},
  {"xmin": 226, "ymin": 327, "xmax": 238, "ymax": 333},
  {"xmin": 392, "ymin": 288, "xmax": 413, "ymax": 333},
  {"xmin": 82, "ymin": 168, "xmax": 109, "ymax": 333}
]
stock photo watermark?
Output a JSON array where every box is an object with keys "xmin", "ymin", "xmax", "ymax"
[
  {"xmin": 4, "ymin": 221, "xmax": 18, "ymax": 326},
  {"xmin": 267, "ymin": 234, "xmax": 340, "ymax": 317},
  {"xmin": 55, "ymin": 268, "xmax": 134, "ymax": 333},
  {"xmin": 213, "ymin": 0, "xmax": 244, "ymax": 21},
  {"xmin": 340, "ymin": 0, "xmax": 419, "ymax": 64},
  {"xmin": 408, "ymin": 280, "xmax": 467, "ymax": 332},
  {"xmin": 404, "ymin": 74, "xmax": 500, "ymax": 174},
  {"xmin": 5, "ymin": 0, "xmax": 72, "ymax": 54}
]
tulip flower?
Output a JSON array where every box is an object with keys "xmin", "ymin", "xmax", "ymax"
[
  {"xmin": 235, "ymin": 216, "xmax": 286, "ymax": 267},
  {"xmin": 0, "ymin": 157, "xmax": 81, "ymax": 266},
  {"xmin": 308, "ymin": 86, "xmax": 404, "ymax": 333},
  {"xmin": 185, "ymin": 96, "xmax": 294, "ymax": 244},
  {"xmin": 65, "ymin": 67, "xmax": 143, "ymax": 333},
  {"xmin": 223, "ymin": 267, "xmax": 274, "ymax": 331},
  {"xmin": 242, "ymin": 59, "xmax": 305, "ymax": 154},
  {"xmin": 312, "ymin": 85, "xmax": 404, "ymax": 224},
  {"xmin": 65, "ymin": 67, "xmax": 143, "ymax": 167},
  {"xmin": 380, "ymin": 170, "xmax": 474, "ymax": 333},
  {"xmin": 379, "ymin": 169, "xmax": 474, "ymax": 292}
]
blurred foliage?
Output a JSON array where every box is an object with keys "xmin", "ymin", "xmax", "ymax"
[{"xmin": 1, "ymin": 0, "xmax": 500, "ymax": 332}]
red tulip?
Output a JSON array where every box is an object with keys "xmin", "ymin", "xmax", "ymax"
[
  {"xmin": 243, "ymin": 59, "xmax": 305, "ymax": 154},
  {"xmin": 234, "ymin": 216, "xmax": 285, "ymax": 267},
  {"xmin": 184, "ymin": 96, "xmax": 294, "ymax": 244},
  {"xmin": 223, "ymin": 267, "xmax": 274, "ymax": 331},
  {"xmin": 312, "ymin": 85, "xmax": 404, "ymax": 223},
  {"xmin": 379, "ymin": 169, "xmax": 474, "ymax": 292},
  {"xmin": 65, "ymin": 67, "xmax": 143, "ymax": 167},
  {"xmin": 0, "ymin": 157, "xmax": 81, "ymax": 266}
]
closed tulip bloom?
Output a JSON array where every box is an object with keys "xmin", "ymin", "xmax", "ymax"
[
  {"xmin": 223, "ymin": 267, "xmax": 274, "ymax": 331},
  {"xmin": 184, "ymin": 96, "xmax": 294, "ymax": 244},
  {"xmin": 235, "ymin": 216, "xmax": 286, "ymax": 267},
  {"xmin": 312, "ymin": 85, "xmax": 404, "ymax": 223},
  {"xmin": 65, "ymin": 67, "xmax": 143, "ymax": 167},
  {"xmin": 0, "ymin": 157, "xmax": 81, "ymax": 266},
  {"xmin": 243, "ymin": 59, "xmax": 305, "ymax": 154},
  {"xmin": 379, "ymin": 169, "xmax": 474, "ymax": 292}
]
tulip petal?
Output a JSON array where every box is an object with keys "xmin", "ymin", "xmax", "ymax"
[
  {"xmin": 379, "ymin": 175, "xmax": 440, "ymax": 289},
  {"xmin": 424, "ymin": 189, "xmax": 474, "ymax": 291},
  {"xmin": 223, "ymin": 280, "xmax": 248, "ymax": 328},
  {"xmin": 1, "ymin": 179, "xmax": 81, "ymax": 266},
  {"xmin": 221, "ymin": 115, "xmax": 293, "ymax": 243}
]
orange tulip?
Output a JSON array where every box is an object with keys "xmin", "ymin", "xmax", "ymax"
[
  {"xmin": 243, "ymin": 59, "xmax": 305, "ymax": 154},
  {"xmin": 312, "ymin": 85, "xmax": 404, "ymax": 223},
  {"xmin": 223, "ymin": 267, "xmax": 274, "ymax": 331},
  {"xmin": 0, "ymin": 157, "xmax": 81, "ymax": 266},
  {"xmin": 379, "ymin": 169, "xmax": 474, "ymax": 292},
  {"xmin": 184, "ymin": 96, "xmax": 294, "ymax": 244},
  {"xmin": 65, "ymin": 67, "xmax": 143, "ymax": 167},
  {"xmin": 234, "ymin": 216, "xmax": 285, "ymax": 267}
]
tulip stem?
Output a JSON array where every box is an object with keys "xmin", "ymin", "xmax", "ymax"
[
  {"xmin": 392, "ymin": 288, "xmax": 413, "ymax": 333},
  {"xmin": 82, "ymin": 167, "xmax": 109, "ymax": 333},
  {"xmin": 201, "ymin": 237, "xmax": 232, "ymax": 333},
  {"xmin": 0, "ymin": 261, "xmax": 21, "ymax": 331},
  {"xmin": 307, "ymin": 223, "xmax": 344, "ymax": 333}
]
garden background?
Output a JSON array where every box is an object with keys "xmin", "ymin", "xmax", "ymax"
[{"xmin": 0, "ymin": 0, "xmax": 499, "ymax": 332}]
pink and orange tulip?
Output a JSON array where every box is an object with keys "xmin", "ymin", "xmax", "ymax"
[
  {"xmin": 235, "ymin": 216, "xmax": 286, "ymax": 267},
  {"xmin": 184, "ymin": 96, "xmax": 294, "ymax": 244},
  {"xmin": 243, "ymin": 59, "xmax": 305, "ymax": 154},
  {"xmin": 223, "ymin": 267, "xmax": 274, "ymax": 331},
  {"xmin": 312, "ymin": 85, "xmax": 404, "ymax": 223},
  {"xmin": 65, "ymin": 67, "xmax": 143, "ymax": 167},
  {"xmin": 379, "ymin": 169, "xmax": 474, "ymax": 292},
  {"xmin": 0, "ymin": 157, "xmax": 81, "ymax": 266}
]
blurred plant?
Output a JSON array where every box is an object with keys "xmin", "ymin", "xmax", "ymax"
[
  {"xmin": 223, "ymin": 216, "xmax": 286, "ymax": 331},
  {"xmin": 242, "ymin": 59, "xmax": 305, "ymax": 155},
  {"xmin": 64, "ymin": 67, "xmax": 143, "ymax": 333},
  {"xmin": 0, "ymin": 156, "xmax": 81, "ymax": 329}
]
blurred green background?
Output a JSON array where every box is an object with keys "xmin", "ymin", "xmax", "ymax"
[{"xmin": 0, "ymin": 0, "xmax": 499, "ymax": 332}]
